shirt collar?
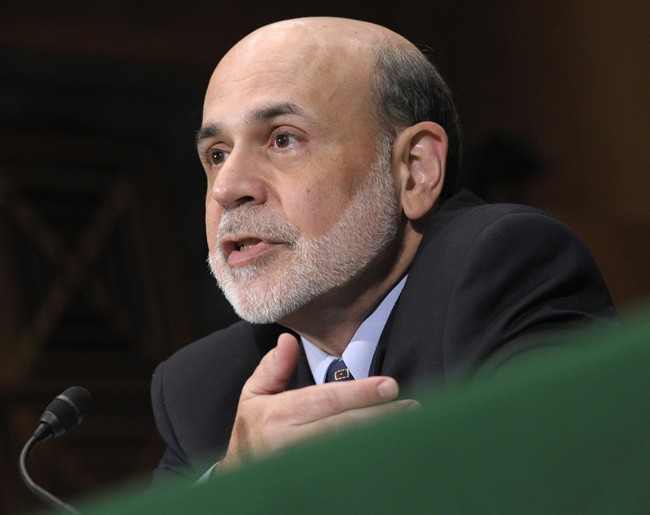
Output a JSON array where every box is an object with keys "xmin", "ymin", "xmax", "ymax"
[{"xmin": 301, "ymin": 275, "xmax": 407, "ymax": 384}]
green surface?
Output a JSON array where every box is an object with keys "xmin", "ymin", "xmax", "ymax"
[{"xmin": 82, "ymin": 311, "xmax": 650, "ymax": 514}]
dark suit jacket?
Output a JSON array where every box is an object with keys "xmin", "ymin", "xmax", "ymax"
[{"xmin": 151, "ymin": 191, "xmax": 616, "ymax": 481}]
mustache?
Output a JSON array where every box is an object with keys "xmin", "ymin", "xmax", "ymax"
[{"xmin": 217, "ymin": 205, "xmax": 300, "ymax": 246}]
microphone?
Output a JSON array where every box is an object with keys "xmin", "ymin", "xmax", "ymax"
[{"xmin": 19, "ymin": 386, "xmax": 93, "ymax": 514}]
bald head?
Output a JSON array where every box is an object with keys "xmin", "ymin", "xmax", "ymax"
[
  {"xmin": 201, "ymin": 16, "xmax": 461, "ymax": 200},
  {"xmin": 229, "ymin": 17, "xmax": 417, "ymax": 56},
  {"xmin": 204, "ymin": 18, "xmax": 410, "ymax": 130}
]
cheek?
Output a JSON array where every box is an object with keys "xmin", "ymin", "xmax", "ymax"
[
  {"xmin": 288, "ymin": 185, "xmax": 351, "ymax": 237},
  {"xmin": 281, "ymin": 139, "xmax": 371, "ymax": 235}
]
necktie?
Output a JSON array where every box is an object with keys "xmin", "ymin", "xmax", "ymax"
[{"xmin": 326, "ymin": 358, "xmax": 354, "ymax": 382}]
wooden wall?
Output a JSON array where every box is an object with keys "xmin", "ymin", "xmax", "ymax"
[{"xmin": 1, "ymin": 1, "xmax": 648, "ymax": 512}]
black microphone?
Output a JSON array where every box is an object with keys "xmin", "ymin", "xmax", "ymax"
[{"xmin": 19, "ymin": 386, "xmax": 93, "ymax": 514}]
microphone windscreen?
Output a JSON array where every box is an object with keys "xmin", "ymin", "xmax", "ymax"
[
  {"xmin": 60, "ymin": 386, "xmax": 93, "ymax": 419},
  {"xmin": 39, "ymin": 386, "xmax": 93, "ymax": 438}
]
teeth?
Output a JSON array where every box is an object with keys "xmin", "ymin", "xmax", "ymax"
[{"xmin": 237, "ymin": 238, "xmax": 258, "ymax": 251}]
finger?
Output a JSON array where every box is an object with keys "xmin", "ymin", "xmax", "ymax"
[
  {"xmin": 241, "ymin": 333, "xmax": 301, "ymax": 398},
  {"xmin": 323, "ymin": 399, "xmax": 419, "ymax": 434},
  {"xmin": 327, "ymin": 398, "xmax": 420, "ymax": 427},
  {"xmin": 295, "ymin": 399, "xmax": 419, "ymax": 441},
  {"xmin": 284, "ymin": 376, "xmax": 402, "ymax": 421}
]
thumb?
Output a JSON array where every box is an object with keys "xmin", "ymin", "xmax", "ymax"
[{"xmin": 241, "ymin": 333, "xmax": 301, "ymax": 398}]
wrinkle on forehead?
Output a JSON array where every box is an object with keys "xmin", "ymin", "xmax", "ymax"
[
  {"xmin": 204, "ymin": 21, "xmax": 385, "ymax": 122},
  {"xmin": 201, "ymin": 17, "xmax": 420, "ymax": 135}
]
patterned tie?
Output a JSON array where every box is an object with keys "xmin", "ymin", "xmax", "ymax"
[{"xmin": 326, "ymin": 358, "xmax": 354, "ymax": 382}]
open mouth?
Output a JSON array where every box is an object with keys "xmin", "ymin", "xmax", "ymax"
[
  {"xmin": 236, "ymin": 238, "xmax": 261, "ymax": 251},
  {"xmin": 221, "ymin": 235, "xmax": 285, "ymax": 267},
  {"xmin": 222, "ymin": 236, "xmax": 263, "ymax": 255}
]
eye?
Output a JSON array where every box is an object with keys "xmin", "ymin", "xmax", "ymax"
[
  {"xmin": 209, "ymin": 148, "xmax": 227, "ymax": 166},
  {"xmin": 275, "ymin": 133, "xmax": 290, "ymax": 148},
  {"xmin": 272, "ymin": 131, "xmax": 298, "ymax": 149}
]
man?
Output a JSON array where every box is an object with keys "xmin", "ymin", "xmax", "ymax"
[{"xmin": 151, "ymin": 17, "xmax": 615, "ymax": 480}]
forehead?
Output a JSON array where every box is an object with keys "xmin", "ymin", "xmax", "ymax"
[{"xmin": 202, "ymin": 31, "xmax": 374, "ymax": 125}]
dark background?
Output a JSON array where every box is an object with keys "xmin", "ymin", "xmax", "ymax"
[{"xmin": 1, "ymin": 1, "xmax": 648, "ymax": 512}]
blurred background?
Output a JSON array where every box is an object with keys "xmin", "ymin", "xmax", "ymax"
[{"xmin": 1, "ymin": 0, "xmax": 648, "ymax": 512}]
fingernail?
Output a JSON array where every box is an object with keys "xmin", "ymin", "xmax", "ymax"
[{"xmin": 377, "ymin": 379, "xmax": 398, "ymax": 399}]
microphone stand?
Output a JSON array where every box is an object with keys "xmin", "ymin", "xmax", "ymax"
[{"xmin": 19, "ymin": 434, "xmax": 79, "ymax": 514}]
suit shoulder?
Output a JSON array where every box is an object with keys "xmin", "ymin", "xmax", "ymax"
[
  {"xmin": 428, "ymin": 191, "xmax": 582, "ymax": 255},
  {"xmin": 438, "ymin": 191, "xmax": 564, "ymax": 229}
]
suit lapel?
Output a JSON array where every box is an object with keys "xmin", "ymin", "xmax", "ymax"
[{"xmin": 287, "ymin": 349, "xmax": 316, "ymax": 389}]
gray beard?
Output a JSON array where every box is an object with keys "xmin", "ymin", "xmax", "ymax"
[{"xmin": 208, "ymin": 142, "xmax": 400, "ymax": 324}]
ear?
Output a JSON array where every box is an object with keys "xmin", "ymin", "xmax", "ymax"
[{"xmin": 393, "ymin": 122, "xmax": 447, "ymax": 221}]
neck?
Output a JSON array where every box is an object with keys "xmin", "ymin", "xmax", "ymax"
[
  {"xmin": 283, "ymin": 288, "xmax": 385, "ymax": 356},
  {"xmin": 281, "ymin": 228, "xmax": 420, "ymax": 356},
  {"xmin": 281, "ymin": 286, "xmax": 389, "ymax": 356}
]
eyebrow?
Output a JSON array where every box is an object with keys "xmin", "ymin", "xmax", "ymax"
[
  {"xmin": 195, "ymin": 102, "xmax": 307, "ymax": 147},
  {"xmin": 195, "ymin": 123, "xmax": 223, "ymax": 146}
]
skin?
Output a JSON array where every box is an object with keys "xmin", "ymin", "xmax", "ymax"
[{"xmin": 197, "ymin": 17, "xmax": 449, "ymax": 469}]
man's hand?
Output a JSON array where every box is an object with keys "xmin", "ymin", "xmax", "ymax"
[{"xmin": 220, "ymin": 333, "xmax": 418, "ymax": 469}]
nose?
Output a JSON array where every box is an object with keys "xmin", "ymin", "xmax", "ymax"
[{"xmin": 209, "ymin": 149, "xmax": 267, "ymax": 209}]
